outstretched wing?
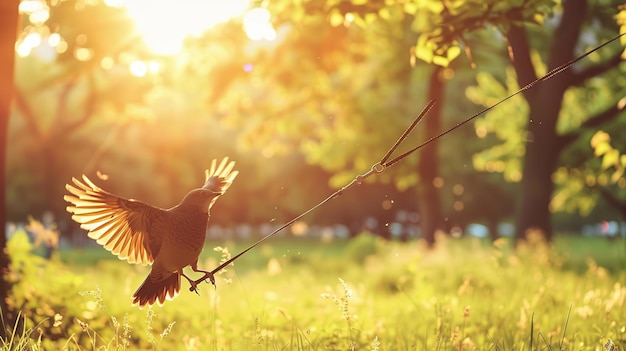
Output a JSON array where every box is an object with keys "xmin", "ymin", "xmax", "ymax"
[
  {"xmin": 64, "ymin": 176, "xmax": 165, "ymax": 265},
  {"xmin": 203, "ymin": 157, "xmax": 238, "ymax": 209}
]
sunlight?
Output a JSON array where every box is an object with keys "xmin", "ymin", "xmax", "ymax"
[
  {"xmin": 243, "ymin": 7, "xmax": 276, "ymax": 41},
  {"xmin": 17, "ymin": 0, "xmax": 275, "ymax": 60},
  {"xmin": 118, "ymin": 0, "xmax": 251, "ymax": 55},
  {"xmin": 129, "ymin": 60, "xmax": 148, "ymax": 77}
]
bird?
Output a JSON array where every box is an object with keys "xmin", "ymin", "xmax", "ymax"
[{"xmin": 64, "ymin": 158, "xmax": 238, "ymax": 307}]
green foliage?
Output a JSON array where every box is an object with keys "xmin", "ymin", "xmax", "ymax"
[
  {"xmin": 550, "ymin": 120, "xmax": 626, "ymax": 217},
  {"xmin": 617, "ymin": 5, "xmax": 626, "ymax": 55},
  {"xmin": 5, "ymin": 230, "xmax": 73, "ymax": 348},
  {"xmin": 209, "ymin": 0, "xmax": 562, "ymax": 194},
  {"xmin": 591, "ymin": 131, "xmax": 626, "ymax": 183},
  {"xmin": 4, "ymin": 235, "xmax": 626, "ymax": 350},
  {"xmin": 551, "ymin": 167, "xmax": 600, "ymax": 216},
  {"xmin": 466, "ymin": 26, "xmax": 626, "ymax": 218},
  {"xmin": 7, "ymin": 0, "xmax": 587, "ymax": 231},
  {"xmin": 4, "ymin": 228, "xmax": 182, "ymax": 350},
  {"xmin": 466, "ymin": 67, "xmax": 527, "ymax": 183},
  {"xmin": 9, "ymin": 0, "xmax": 625, "ymax": 235},
  {"xmin": 409, "ymin": 0, "xmax": 557, "ymax": 67},
  {"xmin": 209, "ymin": 10, "xmax": 430, "ymax": 190},
  {"xmin": 310, "ymin": 0, "xmax": 557, "ymax": 67}
]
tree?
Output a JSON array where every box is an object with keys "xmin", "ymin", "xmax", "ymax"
[
  {"xmin": 0, "ymin": 0, "xmax": 20, "ymax": 337},
  {"xmin": 196, "ymin": 4, "xmax": 452, "ymax": 244},
  {"xmin": 10, "ymin": 3, "xmax": 399, "ymax": 238},
  {"xmin": 200, "ymin": 0, "xmax": 562, "ymax": 244},
  {"xmin": 549, "ymin": 5, "xmax": 626, "ymax": 224},
  {"xmin": 8, "ymin": 1, "xmax": 155, "ymax": 225},
  {"xmin": 468, "ymin": 0, "xmax": 625, "ymax": 241}
]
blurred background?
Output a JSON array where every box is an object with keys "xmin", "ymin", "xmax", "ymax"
[
  {"xmin": 5, "ymin": 0, "xmax": 626, "ymax": 249},
  {"xmin": 3, "ymin": 1, "xmax": 626, "ymax": 349}
]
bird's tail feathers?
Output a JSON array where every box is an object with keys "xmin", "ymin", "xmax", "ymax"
[
  {"xmin": 203, "ymin": 157, "xmax": 238, "ymax": 194},
  {"xmin": 132, "ymin": 272, "xmax": 180, "ymax": 307}
]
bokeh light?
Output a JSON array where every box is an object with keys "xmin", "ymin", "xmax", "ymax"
[
  {"xmin": 432, "ymin": 176, "xmax": 444, "ymax": 188},
  {"xmin": 18, "ymin": 0, "xmax": 47, "ymax": 15},
  {"xmin": 16, "ymin": 32, "xmax": 41, "ymax": 57},
  {"xmin": 452, "ymin": 184, "xmax": 464, "ymax": 196},
  {"xmin": 129, "ymin": 60, "xmax": 148, "ymax": 77}
]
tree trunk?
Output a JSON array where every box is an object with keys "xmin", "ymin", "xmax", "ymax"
[
  {"xmin": 417, "ymin": 67, "xmax": 444, "ymax": 247},
  {"xmin": 0, "ymin": 0, "xmax": 19, "ymax": 337},
  {"xmin": 511, "ymin": 0, "xmax": 587, "ymax": 242},
  {"xmin": 514, "ymin": 101, "xmax": 562, "ymax": 241}
]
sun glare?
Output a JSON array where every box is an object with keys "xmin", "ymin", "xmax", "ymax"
[
  {"xmin": 243, "ymin": 7, "xmax": 276, "ymax": 41},
  {"xmin": 17, "ymin": 0, "xmax": 276, "ymax": 72},
  {"xmin": 119, "ymin": 0, "xmax": 251, "ymax": 55}
]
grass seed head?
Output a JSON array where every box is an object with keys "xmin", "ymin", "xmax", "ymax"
[
  {"xmin": 75, "ymin": 318, "xmax": 89, "ymax": 332},
  {"xmin": 160, "ymin": 321, "xmax": 176, "ymax": 339},
  {"xmin": 214, "ymin": 246, "xmax": 233, "ymax": 275},
  {"xmin": 463, "ymin": 305, "xmax": 471, "ymax": 318},
  {"xmin": 321, "ymin": 278, "xmax": 354, "ymax": 321},
  {"xmin": 372, "ymin": 336, "xmax": 380, "ymax": 351},
  {"xmin": 78, "ymin": 287, "xmax": 105, "ymax": 311}
]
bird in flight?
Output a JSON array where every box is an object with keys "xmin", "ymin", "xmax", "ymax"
[{"xmin": 64, "ymin": 158, "xmax": 238, "ymax": 307}]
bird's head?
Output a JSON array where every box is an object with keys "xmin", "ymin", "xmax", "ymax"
[{"xmin": 180, "ymin": 188, "xmax": 222, "ymax": 212}]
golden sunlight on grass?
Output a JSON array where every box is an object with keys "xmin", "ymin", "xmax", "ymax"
[{"xmin": 7, "ymin": 225, "xmax": 626, "ymax": 350}]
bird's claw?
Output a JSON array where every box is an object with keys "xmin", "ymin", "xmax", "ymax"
[
  {"xmin": 206, "ymin": 273, "xmax": 216, "ymax": 289},
  {"xmin": 189, "ymin": 283, "xmax": 200, "ymax": 295},
  {"xmin": 190, "ymin": 272, "xmax": 216, "ymax": 292}
]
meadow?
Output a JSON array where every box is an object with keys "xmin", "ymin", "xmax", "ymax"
[{"xmin": 3, "ymin": 229, "xmax": 626, "ymax": 350}]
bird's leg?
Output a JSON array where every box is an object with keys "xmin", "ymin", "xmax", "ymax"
[
  {"xmin": 190, "ymin": 263, "xmax": 216, "ymax": 289},
  {"xmin": 180, "ymin": 271, "xmax": 201, "ymax": 295}
]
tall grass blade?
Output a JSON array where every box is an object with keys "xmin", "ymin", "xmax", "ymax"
[
  {"xmin": 559, "ymin": 304, "xmax": 572, "ymax": 350},
  {"xmin": 529, "ymin": 312, "xmax": 534, "ymax": 351}
]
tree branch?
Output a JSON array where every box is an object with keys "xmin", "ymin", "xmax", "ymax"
[
  {"xmin": 64, "ymin": 74, "xmax": 97, "ymax": 135},
  {"xmin": 571, "ymin": 51, "xmax": 624, "ymax": 86},
  {"xmin": 51, "ymin": 75, "xmax": 77, "ymax": 138},
  {"xmin": 559, "ymin": 101, "xmax": 625, "ymax": 148},
  {"xmin": 13, "ymin": 88, "xmax": 43, "ymax": 139},
  {"xmin": 597, "ymin": 186, "xmax": 626, "ymax": 220}
]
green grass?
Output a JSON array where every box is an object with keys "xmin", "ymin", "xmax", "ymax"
[{"xmin": 5, "ymin": 231, "xmax": 626, "ymax": 350}]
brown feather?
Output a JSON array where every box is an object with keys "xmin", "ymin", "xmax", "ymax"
[
  {"xmin": 65, "ymin": 176, "xmax": 164, "ymax": 265},
  {"xmin": 132, "ymin": 272, "xmax": 180, "ymax": 307}
]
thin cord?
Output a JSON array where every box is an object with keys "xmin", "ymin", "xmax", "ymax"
[
  {"xmin": 379, "ymin": 100, "xmax": 437, "ymax": 165},
  {"xmin": 194, "ymin": 31, "xmax": 626, "ymax": 286}
]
